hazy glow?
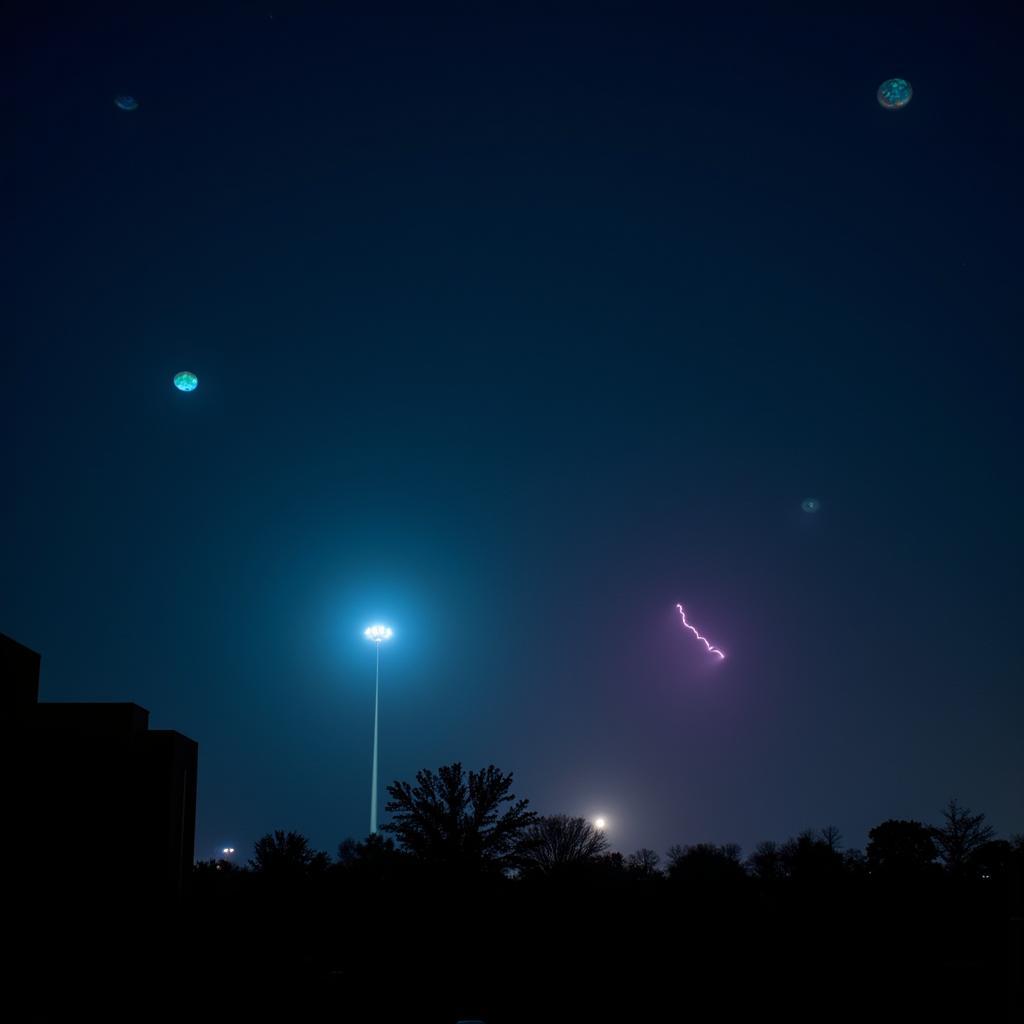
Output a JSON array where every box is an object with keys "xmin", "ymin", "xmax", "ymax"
[
  {"xmin": 675, "ymin": 604, "xmax": 725, "ymax": 659},
  {"xmin": 173, "ymin": 371, "xmax": 198, "ymax": 392},
  {"xmin": 221, "ymin": 847, "xmax": 235, "ymax": 855},
  {"xmin": 801, "ymin": 497, "xmax": 821, "ymax": 513},
  {"xmin": 114, "ymin": 95, "xmax": 138, "ymax": 111},
  {"xmin": 594, "ymin": 817, "xmax": 607, "ymax": 831},
  {"xmin": 364, "ymin": 624, "xmax": 393, "ymax": 643}
]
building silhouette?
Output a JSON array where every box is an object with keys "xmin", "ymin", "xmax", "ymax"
[{"xmin": 5, "ymin": 633, "xmax": 198, "ymax": 910}]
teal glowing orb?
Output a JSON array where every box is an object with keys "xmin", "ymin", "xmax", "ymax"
[
  {"xmin": 877, "ymin": 78, "xmax": 912, "ymax": 110},
  {"xmin": 173, "ymin": 371, "xmax": 198, "ymax": 392},
  {"xmin": 801, "ymin": 498, "xmax": 821, "ymax": 513}
]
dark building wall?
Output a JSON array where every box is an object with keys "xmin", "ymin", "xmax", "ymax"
[
  {"xmin": 2, "ymin": 630, "xmax": 41, "ymax": 709},
  {"xmin": 142, "ymin": 730, "xmax": 199, "ymax": 901},
  {"xmin": 5, "ymin": 633, "xmax": 198, "ymax": 911}
]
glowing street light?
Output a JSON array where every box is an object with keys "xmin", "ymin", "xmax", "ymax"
[{"xmin": 364, "ymin": 624, "xmax": 393, "ymax": 834}]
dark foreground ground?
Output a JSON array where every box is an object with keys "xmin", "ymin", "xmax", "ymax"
[{"xmin": 14, "ymin": 876, "xmax": 1021, "ymax": 1020}]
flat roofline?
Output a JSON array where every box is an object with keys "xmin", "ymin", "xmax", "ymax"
[{"xmin": 36, "ymin": 701, "xmax": 150, "ymax": 712}]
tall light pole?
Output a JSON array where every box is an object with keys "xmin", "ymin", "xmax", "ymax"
[{"xmin": 364, "ymin": 624, "xmax": 393, "ymax": 834}]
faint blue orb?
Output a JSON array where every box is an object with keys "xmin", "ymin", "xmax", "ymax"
[
  {"xmin": 877, "ymin": 78, "xmax": 912, "ymax": 110},
  {"xmin": 801, "ymin": 498, "xmax": 821, "ymax": 513},
  {"xmin": 173, "ymin": 371, "xmax": 198, "ymax": 392},
  {"xmin": 114, "ymin": 95, "xmax": 139, "ymax": 112}
]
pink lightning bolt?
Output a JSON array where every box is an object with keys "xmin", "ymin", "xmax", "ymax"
[{"xmin": 675, "ymin": 604, "xmax": 725, "ymax": 659}]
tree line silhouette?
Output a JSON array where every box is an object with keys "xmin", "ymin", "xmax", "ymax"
[
  {"xmin": 198, "ymin": 762, "xmax": 1017, "ymax": 886},
  {"xmin": 187, "ymin": 763, "xmax": 1021, "ymax": 1018}
]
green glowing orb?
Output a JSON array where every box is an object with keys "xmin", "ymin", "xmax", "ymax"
[{"xmin": 173, "ymin": 371, "xmax": 198, "ymax": 392}]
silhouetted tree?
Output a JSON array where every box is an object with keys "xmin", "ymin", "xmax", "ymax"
[
  {"xmin": 594, "ymin": 851, "xmax": 629, "ymax": 882},
  {"xmin": 841, "ymin": 848, "xmax": 868, "ymax": 881},
  {"xmin": 966, "ymin": 839, "xmax": 1014, "ymax": 884},
  {"xmin": 383, "ymin": 762, "xmax": 537, "ymax": 874},
  {"xmin": 747, "ymin": 840, "xmax": 785, "ymax": 883},
  {"xmin": 249, "ymin": 830, "xmax": 330, "ymax": 878},
  {"xmin": 666, "ymin": 843, "xmax": 745, "ymax": 886},
  {"xmin": 780, "ymin": 829, "xmax": 844, "ymax": 884},
  {"xmin": 626, "ymin": 848, "xmax": 662, "ymax": 879},
  {"xmin": 194, "ymin": 857, "xmax": 247, "ymax": 875},
  {"xmin": 866, "ymin": 819, "xmax": 938, "ymax": 879},
  {"xmin": 931, "ymin": 799, "xmax": 995, "ymax": 877},
  {"xmin": 517, "ymin": 815, "xmax": 608, "ymax": 878},
  {"xmin": 335, "ymin": 833, "xmax": 411, "ymax": 881},
  {"xmin": 820, "ymin": 825, "xmax": 843, "ymax": 852}
]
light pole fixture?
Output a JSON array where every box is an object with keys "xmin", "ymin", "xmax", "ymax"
[{"xmin": 364, "ymin": 624, "xmax": 393, "ymax": 834}]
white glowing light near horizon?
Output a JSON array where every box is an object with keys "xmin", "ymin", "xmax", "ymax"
[
  {"xmin": 594, "ymin": 818, "xmax": 607, "ymax": 831},
  {"xmin": 222, "ymin": 848, "xmax": 235, "ymax": 855},
  {"xmin": 364, "ymin": 624, "xmax": 393, "ymax": 643}
]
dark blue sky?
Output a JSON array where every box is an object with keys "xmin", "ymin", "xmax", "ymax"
[{"xmin": 6, "ymin": 12, "xmax": 1022, "ymax": 861}]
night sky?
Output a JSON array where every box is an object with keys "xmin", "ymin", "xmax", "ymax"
[{"xmin": 6, "ymin": 12, "xmax": 1022, "ymax": 863}]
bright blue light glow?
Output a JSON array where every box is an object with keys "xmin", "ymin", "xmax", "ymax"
[
  {"xmin": 173, "ymin": 371, "xmax": 198, "ymax": 392},
  {"xmin": 114, "ymin": 95, "xmax": 139, "ymax": 111}
]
